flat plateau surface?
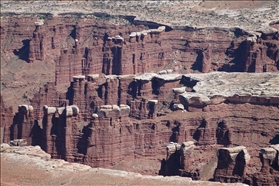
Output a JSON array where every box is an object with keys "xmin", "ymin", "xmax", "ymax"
[
  {"xmin": 185, "ymin": 72, "xmax": 279, "ymax": 97},
  {"xmin": 1, "ymin": 1, "xmax": 279, "ymax": 31}
]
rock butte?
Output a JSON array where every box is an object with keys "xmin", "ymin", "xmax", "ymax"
[{"xmin": 0, "ymin": 1, "xmax": 279, "ymax": 186}]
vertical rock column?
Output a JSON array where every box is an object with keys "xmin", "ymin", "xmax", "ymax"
[
  {"xmin": 84, "ymin": 113, "xmax": 98, "ymax": 165},
  {"xmin": 130, "ymin": 74, "xmax": 156, "ymax": 119},
  {"xmin": 147, "ymin": 100, "xmax": 158, "ymax": 119},
  {"xmin": 118, "ymin": 75, "xmax": 136, "ymax": 105},
  {"xmin": 179, "ymin": 141, "xmax": 200, "ymax": 180},
  {"xmin": 201, "ymin": 47, "xmax": 212, "ymax": 73},
  {"xmin": 29, "ymin": 20, "xmax": 46, "ymax": 62},
  {"xmin": 64, "ymin": 105, "xmax": 80, "ymax": 162},
  {"xmin": 180, "ymin": 141, "xmax": 195, "ymax": 170},
  {"xmin": 137, "ymin": 79, "xmax": 153, "ymax": 98},
  {"xmin": 72, "ymin": 76, "xmax": 86, "ymax": 114},
  {"xmin": 86, "ymin": 74, "xmax": 103, "ymax": 113},
  {"xmin": 105, "ymin": 76, "xmax": 119, "ymax": 105},
  {"xmin": 194, "ymin": 119, "xmax": 216, "ymax": 146},
  {"xmin": 165, "ymin": 142, "xmax": 181, "ymax": 176},
  {"xmin": 104, "ymin": 37, "xmax": 113, "ymax": 65},
  {"xmin": 85, "ymin": 105, "xmax": 132, "ymax": 168},
  {"xmin": 112, "ymin": 45, "xmax": 123, "ymax": 75},
  {"xmin": 244, "ymin": 37, "xmax": 256, "ymax": 72},
  {"xmin": 2, "ymin": 111, "xmax": 13, "ymax": 143},
  {"xmin": 244, "ymin": 36, "xmax": 267, "ymax": 72},
  {"xmin": 213, "ymin": 146, "xmax": 250, "ymax": 183},
  {"xmin": 259, "ymin": 147, "xmax": 278, "ymax": 173},
  {"xmin": 0, "ymin": 97, "xmax": 13, "ymax": 143},
  {"xmin": 17, "ymin": 105, "xmax": 34, "ymax": 145},
  {"xmin": 254, "ymin": 46, "xmax": 268, "ymax": 72},
  {"xmin": 252, "ymin": 145, "xmax": 279, "ymax": 185},
  {"xmin": 42, "ymin": 105, "xmax": 56, "ymax": 154}
]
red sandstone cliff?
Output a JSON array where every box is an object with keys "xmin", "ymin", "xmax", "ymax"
[
  {"xmin": 3, "ymin": 71, "xmax": 279, "ymax": 185},
  {"xmin": 1, "ymin": 13, "xmax": 279, "ymax": 185},
  {"xmin": 1, "ymin": 14, "xmax": 278, "ymax": 85}
]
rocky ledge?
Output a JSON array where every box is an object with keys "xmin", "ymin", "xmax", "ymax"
[
  {"xmin": 179, "ymin": 72, "xmax": 279, "ymax": 109},
  {"xmin": 1, "ymin": 143, "xmax": 246, "ymax": 186}
]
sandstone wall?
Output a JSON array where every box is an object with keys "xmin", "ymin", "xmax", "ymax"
[
  {"xmin": 213, "ymin": 145, "xmax": 279, "ymax": 185},
  {"xmin": 1, "ymin": 13, "xmax": 279, "ymax": 185},
  {"xmin": 0, "ymin": 96, "xmax": 14, "ymax": 144},
  {"xmin": 1, "ymin": 15, "xmax": 278, "ymax": 88}
]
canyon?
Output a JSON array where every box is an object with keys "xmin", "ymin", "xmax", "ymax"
[{"xmin": 1, "ymin": 1, "xmax": 279, "ymax": 185}]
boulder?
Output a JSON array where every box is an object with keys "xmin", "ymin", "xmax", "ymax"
[
  {"xmin": 260, "ymin": 147, "xmax": 277, "ymax": 164},
  {"xmin": 43, "ymin": 105, "xmax": 57, "ymax": 115},
  {"xmin": 172, "ymin": 87, "xmax": 186, "ymax": 94},
  {"xmin": 120, "ymin": 104, "xmax": 130, "ymax": 116},
  {"xmin": 9, "ymin": 139, "xmax": 27, "ymax": 146},
  {"xmin": 135, "ymin": 73, "xmax": 157, "ymax": 81},
  {"xmin": 73, "ymin": 75, "xmax": 86, "ymax": 81},
  {"xmin": 173, "ymin": 103, "xmax": 184, "ymax": 110},
  {"xmin": 180, "ymin": 141, "xmax": 195, "ymax": 154},
  {"xmin": 87, "ymin": 74, "xmax": 99, "ymax": 82},
  {"xmin": 179, "ymin": 92, "xmax": 210, "ymax": 108},
  {"xmin": 66, "ymin": 105, "xmax": 80, "ymax": 117},
  {"xmin": 155, "ymin": 74, "xmax": 182, "ymax": 81},
  {"xmin": 98, "ymin": 105, "xmax": 122, "ymax": 118},
  {"xmin": 167, "ymin": 142, "xmax": 181, "ymax": 155}
]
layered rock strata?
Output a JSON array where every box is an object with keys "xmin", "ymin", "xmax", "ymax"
[
  {"xmin": 0, "ymin": 96, "xmax": 13, "ymax": 144},
  {"xmin": 1, "ymin": 14, "xmax": 278, "ymax": 90},
  {"xmin": 1, "ymin": 6, "xmax": 279, "ymax": 185},
  {"xmin": 213, "ymin": 145, "xmax": 279, "ymax": 185},
  {"xmin": 164, "ymin": 141, "xmax": 204, "ymax": 180},
  {"xmin": 4, "ymin": 72, "xmax": 279, "ymax": 172},
  {"xmin": 214, "ymin": 146, "xmax": 250, "ymax": 183}
]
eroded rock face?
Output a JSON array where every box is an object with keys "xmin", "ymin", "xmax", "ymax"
[
  {"xmin": 0, "ymin": 96, "xmax": 13, "ymax": 144},
  {"xmin": 1, "ymin": 72, "xmax": 279, "ymax": 181},
  {"xmin": 1, "ymin": 9, "xmax": 279, "ymax": 185},
  {"xmin": 249, "ymin": 145, "xmax": 279, "ymax": 186},
  {"xmin": 42, "ymin": 105, "xmax": 81, "ymax": 162},
  {"xmin": 213, "ymin": 145, "xmax": 279, "ymax": 185},
  {"xmin": 9, "ymin": 104, "xmax": 37, "ymax": 146},
  {"xmin": 163, "ymin": 141, "xmax": 215, "ymax": 180},
  {"xmin": 86, "ymin": 104, "xmax": 157, "ymax": 168},
  {"xmin": 1, "ymin": 14, "xmax": 278, "ymax": 89},
  {"xmin": 2, "ymin": 143, "xmax": 250, "ymax": 186},
  {"xmin": 214, "ymin": 146, "xmax": 250, "ymax": 183}
]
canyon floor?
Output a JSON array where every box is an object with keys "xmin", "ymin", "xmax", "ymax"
[{"xmin": 0, "ymin": 144, "xmax": 246, "ymax": 186}]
